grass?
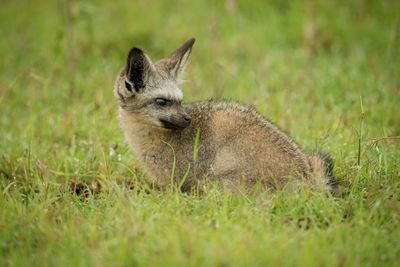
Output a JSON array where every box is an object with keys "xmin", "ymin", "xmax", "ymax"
[{"xmin": 1, "ymin": 0, "xmax": 399, "ymax": 266}]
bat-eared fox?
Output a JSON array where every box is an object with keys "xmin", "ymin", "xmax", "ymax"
[{"xmin": 114, "ymin": 38, "xmax": 337, "ymax": 194}]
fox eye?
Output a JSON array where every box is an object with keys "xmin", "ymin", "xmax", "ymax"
[
  {"xmin": 155, "ymin": 98, "xmax": 169, "ymax": 106},
  {"xmin": 125, "ymin": 81, "xmax": 133, "ymax": 92}
]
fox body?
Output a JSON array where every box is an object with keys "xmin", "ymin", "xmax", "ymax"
[{"xmin": 114, "ymin": 38, "xmax": 337, "ymax": 194}]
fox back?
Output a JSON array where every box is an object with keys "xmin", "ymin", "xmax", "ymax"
[{"xmin": 114, "ymin": 38, "xmax": 337, "ymax": 194}]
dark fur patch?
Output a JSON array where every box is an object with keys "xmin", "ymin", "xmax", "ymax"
[
  {"xmin": 318, "ymin": 152, "xmax": 338, "ymax": 193},
  {"xmin": 160, "ymin": 119, "xmax": 187, "ymax": 130}
]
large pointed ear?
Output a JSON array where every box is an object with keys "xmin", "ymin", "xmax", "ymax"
[
  {"xmin": 156, "ymin": 38, "xmax": 195, "ymax": 82},
  {"xmin": 125, "ymin": 47, "xmax": 155, "ymax": 93}
]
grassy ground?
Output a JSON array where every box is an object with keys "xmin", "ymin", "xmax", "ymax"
[{"xmin": 1, "ymin": 0, "xmax": 399, "ymax": 266}]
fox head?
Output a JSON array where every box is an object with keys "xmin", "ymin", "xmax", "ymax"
[{"xmin": 114, "ymin": 38, "xmax": 195, "ymax": 130}]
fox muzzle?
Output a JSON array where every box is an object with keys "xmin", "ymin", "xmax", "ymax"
[{"xmin": 160, "ymin": 110, "xmax": 192, "ymax": 130}]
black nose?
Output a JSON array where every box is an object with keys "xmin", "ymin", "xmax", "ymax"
[{"xmin": 184, "ymin": 116, "xmax": 192, "ymax": 123}]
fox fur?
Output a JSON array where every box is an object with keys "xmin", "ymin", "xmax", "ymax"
[{"xmin": 114, "ymin": 38, "xmax": 337, "ymax": 194}]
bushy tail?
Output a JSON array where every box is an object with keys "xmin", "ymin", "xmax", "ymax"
[{"xmin": 308, "ymin": 153, "xmax": 338, "ymax": 194}]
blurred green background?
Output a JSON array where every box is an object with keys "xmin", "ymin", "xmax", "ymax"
[{"xmin": 1, "ymin": 0, "xmax": 399, "ymax": 266}]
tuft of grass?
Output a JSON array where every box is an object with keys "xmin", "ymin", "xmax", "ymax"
[{"xmin": 1, "ymin": 0, "xmax": 400, "ymax": 266}]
